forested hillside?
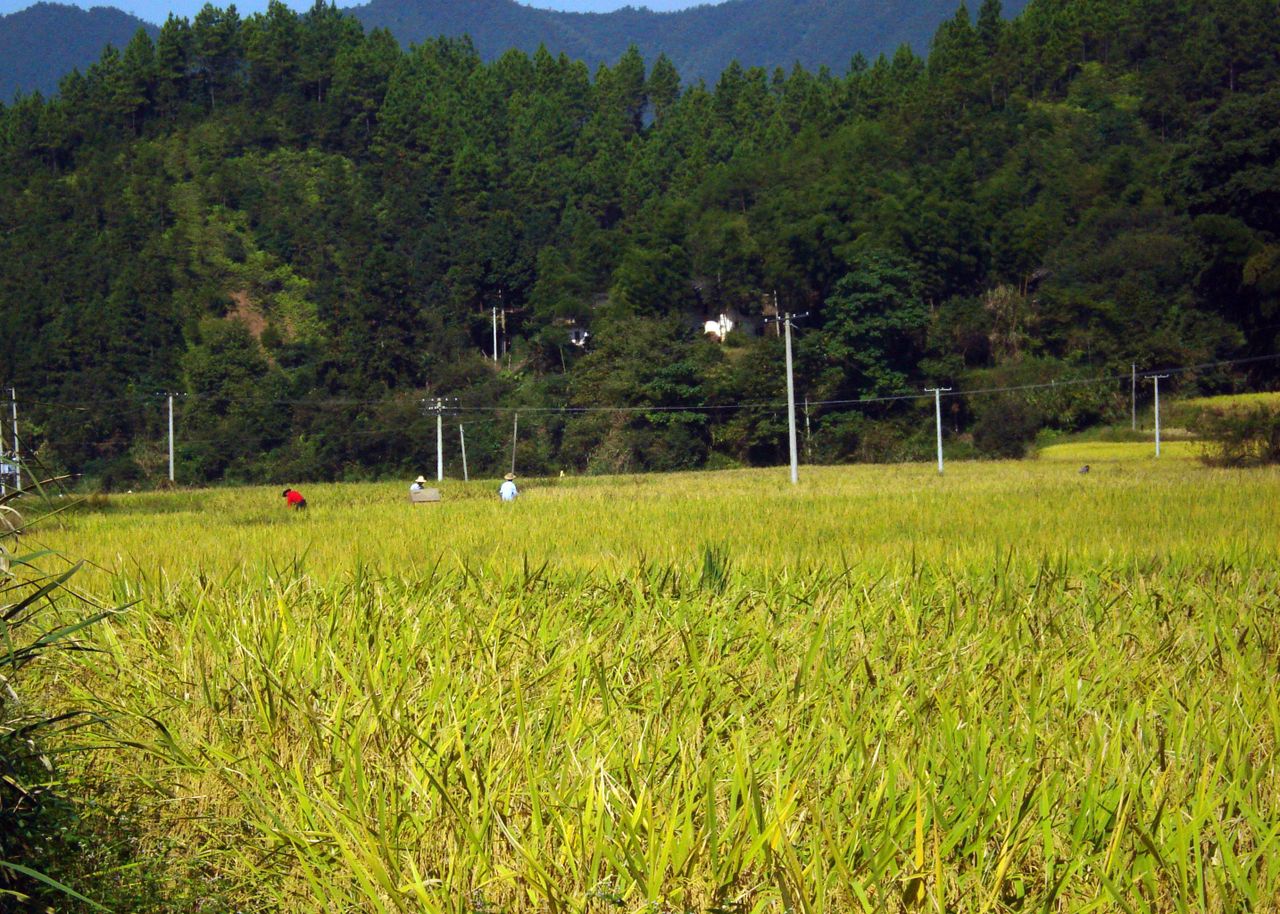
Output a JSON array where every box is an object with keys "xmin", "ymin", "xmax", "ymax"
[
  {"xmin": 1, "ymin": 0, "xmax": 1278, "ymax": 486},
  {"xmin": 0, "ymin": 2, "xmax": 156, "ymax": 98}
]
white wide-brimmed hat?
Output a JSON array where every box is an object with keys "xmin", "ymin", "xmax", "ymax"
[{"xmin": 414, "ymin": 475, "xmax": 427, "ymax": 484}]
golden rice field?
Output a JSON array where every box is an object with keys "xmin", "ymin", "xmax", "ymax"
[
  {"xmin": 1179, "ymin": 391, "xmax": 1280, "ymax": 412},
  {"xmin": 1035, "ymin": 441, "xmax": 1201, "ymax": 462},
  {"xmin": 27, "ymin": 454, "xmax": 1280, "ymax": 913}
]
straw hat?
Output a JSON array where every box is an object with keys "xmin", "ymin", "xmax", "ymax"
[
  {"xmin": 503, "ymin": 473, "xmax": 515, "ymax": 481},
  {"xmin": 414, "ymin": 475, "xmax": 427, "ymax": 484}
]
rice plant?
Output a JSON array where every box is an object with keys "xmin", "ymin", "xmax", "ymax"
[
  {"xmin": 31, "ymin": 459, "xmax": 1280, "ymax": 912},
  {"xmin": 1, "ymin": 477, "xmax": 117, "ymax": 911}
]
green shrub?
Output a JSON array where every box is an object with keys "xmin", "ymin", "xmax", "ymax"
[
  {"xmin": 973, "ymin": 396, "xmax": 1043, "ymax": 458},
  {"xmin": 1189, "ymin": 404, "xmax": 1280, "ymax": 466},
  {"xmin": 702, "ymin": 451, "xmax": 745, "ymax": 471}
]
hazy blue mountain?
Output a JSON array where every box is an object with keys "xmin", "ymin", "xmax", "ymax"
[
  {"xmin": 0, "ymin": 0, "xmax": 1030, "ymax": 99},
  {"xmin": 0, "ymin": 2, "xmax": 156, "ymax": 99},
  {"xmin": 349, "ymin": 0, "xmax": 1033, "ymax": 83}
]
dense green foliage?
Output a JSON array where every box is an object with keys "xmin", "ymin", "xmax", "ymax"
[
  {"xmin": 1, "ymin": 0, "xmax": 1278, "ymax": 486},
  {"xmin": 1189, "ymin": 402, "xmax": 1280, "ymax": 466}
]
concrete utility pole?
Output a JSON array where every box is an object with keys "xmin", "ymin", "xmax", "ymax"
[
  {"xmin": 765, "ymin": 298, "xmax": 807, "ymax": 485},
  {"xmin": 492, "ymin": 306, "xmax": 499, "ymax": 363},
  {"xmin": 168, "ymin": 394, "xmax": 175, "ymax": 483},
  {"xmin": 783, "ymin": 313, "xmax": 799, "ymax": 485},
  {"xmin": 1, "ymin": 390, "xmax": 7, "ymax": 497},
  {"xmin": 510, "ymin": 412, "xmax": 519, "ymax": 476},
  {"xmin": 803, "ymin": 396, "xmax": 812, "ymax": 462},
  {"xmin": 459, "ymin": 425, "xmax": 469, "ymax": 482},
  {"xmin": 423, "ymin": 397, "xmax": 455, "ymax": 480},
  {"xmin": 1148, "ymin": 374, "xmax": 1169, "ymax": 457},
  {"xmin": 435, "ymin": 398, "xmax": 444, "ymax": 481},
  {"xmin": 926, "ymin": 387, "xmax": 952, "ymax": 475},
  {"xmin": 1131, "ymin": 363, "xmax": 1137, "ymax": 431},
  {"xmin": 9, "ymin": 388, "xmax": 19, "ymax": 491}
]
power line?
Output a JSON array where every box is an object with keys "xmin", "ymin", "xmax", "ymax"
[
  {"xmin": 939, "ymin": 352, "xmax": 1280, "ymax": 400},
  {"xmin": 5, "ymin": 351, "xmax": 1279, "ymax": 416},
  {"xmin": 7, "ymin": 348, "xmax": 1279, "ymax": 484}
]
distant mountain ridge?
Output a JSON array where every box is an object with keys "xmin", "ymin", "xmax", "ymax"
[
  {"xmin": 349, "ymin": 0, "xmax": 1033, "ymax": 83},
  {"xmin": 0, "ymin": 0, "xmax": 1031, "ymax": 99},
  {"xmin": 0, "ymin": 2, "xmax": 156, "ymax": 99}
]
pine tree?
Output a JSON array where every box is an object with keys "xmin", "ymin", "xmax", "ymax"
[{"xmin": 647, "ymin": 54, "xmax": 681, "ymax": 125}]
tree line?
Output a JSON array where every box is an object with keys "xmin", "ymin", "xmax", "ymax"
[{"xmin": 0, "ymin": 0, "xmax": 1277, "ymax": 485}]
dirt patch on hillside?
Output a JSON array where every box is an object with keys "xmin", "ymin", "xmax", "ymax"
[{"xmin": 227, "ymin": 290, "xmax": 267, "ymax": 340}]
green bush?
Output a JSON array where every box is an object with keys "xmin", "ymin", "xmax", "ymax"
[
  {"xmin": 702, "ymin": 451, "xmax": 745, "ymax": 471},
  {"xmin": 972, "ymin": 396, "xmax": 1044, "ymax": 459},
  {"xmin": 1189, "ymin": 404, "xmax": 1280, "ymax": 466}
]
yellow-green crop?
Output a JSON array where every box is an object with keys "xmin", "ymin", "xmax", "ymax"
[
  {"xmin": 32, "ymin": 457, "xmax": 1280, "ymax": 912},
  {"xmin": 1179, "ymin": 391, "xmax": 1280, "ymax": 412},
  {"xmin": 1037, "ymin": 441, "xmax": 1201, "ymax": 462}
]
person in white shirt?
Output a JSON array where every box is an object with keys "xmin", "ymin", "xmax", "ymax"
[
  {"xmin": 410, "ymin": 475, "xmax": 427, "ymax": 493},
  {"xmin": 499, "ymin": 473, "xmax": 519, "ymax": 501}
]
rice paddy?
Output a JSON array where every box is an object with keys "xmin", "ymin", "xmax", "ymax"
[
  {"xmin": 1179, "ymin": 392, "xmax": 1280, "ymax": 412},
  {"xmin": 1035, "ymin": 441, "xmax": 1201, "ymax": 462},
  {"xmin": 28, "ymin": 456, "xmax": 1280, "ymax": 912}
]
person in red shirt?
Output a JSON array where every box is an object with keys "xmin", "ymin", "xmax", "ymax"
[{"xmin": 281, "ymin": 488, "xmax": 307, "ymax": 510}]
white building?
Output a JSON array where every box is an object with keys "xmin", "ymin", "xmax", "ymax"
[{"xmin": 703, "ymin": 313, "xmax": 735, "ymax": 341}]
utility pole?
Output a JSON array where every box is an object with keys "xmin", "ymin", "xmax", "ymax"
[
  {"xmin": 492, "ymin": 305, "xmax": 499, "ymax": 363},
  {"xmin": 9, "ymin": 388, "xmax": 18, "ymax": 491},
  {"xmin": 435, "ymin": 398, "xmax": 444, "ymax": 481},
  {"xmin": 510, "ymin": 412, "xmax": 519, "ymax": 476},
  {"xmin": 459, "ymin": 425, "xmax": 469, "ymax": 482},
  {"xmin": 498, "ymin": 289, "xmax": 507, "ymax": 365},
  {"xmin": 1148, "ymin": 374, "xmax": 1169, "ymax": 457},
  {"xmin": 168, "ymin": 393, "xmax": 175, "ymax": 484},
  {"xmin": 803, "ymin": 396, "xmax": 812, "ymax": 462},
  {"xmin": 422, "ymin": 397, "xmax": 456, "ymax": 480},
  {"xmin": 1131, "ymin": 363, "xmax": 1137, "ymax": 431},
  {"xmin": 926, "ymin": 387, "xmax": 951, "ymax": 474},
  {"xmin": 783, "ymin": 312, "xmax": 799, "ymax": 485},
  {"xmin": 0, "ymin": 389, "xmax": 7, "ymax": 496},
  {"xmin": 765, "ymin": 299, "xmax": 807, "ymax": 485}
]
